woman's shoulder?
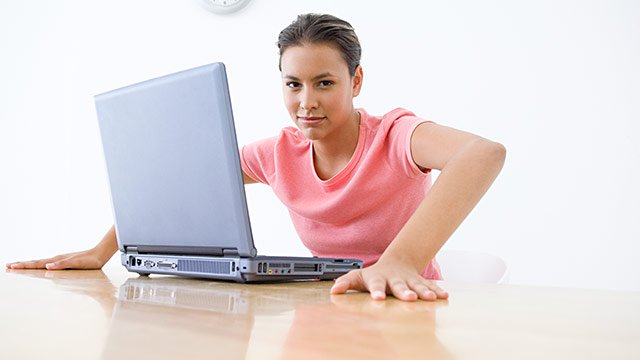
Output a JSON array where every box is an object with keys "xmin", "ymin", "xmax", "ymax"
[
  {"xmin": 249, "ymin": 126, "xmax": 309, "ymax": 155},
  {"xmin": 360, "ymin": 107, "xmax": 420, "ymax": 131},
  {"xmin": 277, "ymin": 126, "xmax": 309, "ymax": 145},
  {"xmin": 382, "ymin": 107, "xmax": 417, "ymax": 120},
  {"xmin": 246, "ymin": 126, "xmax": 307, "ymax": 146},
  {"xmin": 242, "ymin": 126, "xmax": 308, "ymax": 165}
]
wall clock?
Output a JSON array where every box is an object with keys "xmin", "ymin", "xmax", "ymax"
[{"xmin": 199, "ymin": 0, "xmax": 252, "ymax": 14}]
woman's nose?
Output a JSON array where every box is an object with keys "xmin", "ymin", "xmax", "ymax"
[{"xmin": 299, "ymin": 88, "xmax": 318, "ymax": 110}]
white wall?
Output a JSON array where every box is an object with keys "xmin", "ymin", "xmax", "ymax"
[{"xmin": 1, "ymin": 0, "xmax": 638, "ymax": 291}]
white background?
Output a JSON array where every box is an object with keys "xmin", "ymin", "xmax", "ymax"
[{"xmin": 1, "ymin": 0, "xmax": 638, "ymax": 291}]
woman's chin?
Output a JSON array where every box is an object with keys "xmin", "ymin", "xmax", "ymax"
[{"xmin": 298, "ymin": 127, "xmax": 326, "ymax": 141}]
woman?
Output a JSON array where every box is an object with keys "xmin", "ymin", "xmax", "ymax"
[{"xmin": 7, "ymin": 14, "xmax": 506, "ymax": 302}]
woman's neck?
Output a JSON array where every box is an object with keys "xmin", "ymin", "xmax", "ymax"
[{"xmin": 312, "ymin": 110, "xmax": 361, "ymax": 180}]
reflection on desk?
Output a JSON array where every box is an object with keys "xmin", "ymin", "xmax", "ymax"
[
  {"xmin": 108, "ymin": 276, "xmax": 449, "ymax": 359},
  {"xmin": 2, "ymin": 267, "xmax": 639, "ymax": 360}
]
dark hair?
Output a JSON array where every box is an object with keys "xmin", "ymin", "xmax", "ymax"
[{"xmin": 277, "ymin": 13, "xmax": 361, "ymax": 76}]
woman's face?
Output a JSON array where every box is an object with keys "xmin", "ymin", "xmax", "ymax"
[{"xmin": 280, "ymin": 43, "xmax": 362, "ymax": 142}]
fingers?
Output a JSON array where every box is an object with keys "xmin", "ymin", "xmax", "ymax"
[
  {"xmin": 429, "ymin": 282, "xmax": 450, "ymax": 300},
  {"xmin": 44, "ymin": 255, "xmax": 78, "ymax": 270},
  {"xmin": 387, "ymin": 280, "xmax": 419, "ymax": 301},
  {"xmin": 407, "ymin": 281, "xmax": 438, "ymax": 300},
  {"xmin": 331, "ymin": 271, "xmax": 389, "ymax": 300},
  {"xmin": 407, "ymin": 280, "xmax": 449, "ymax": 300},
  {"xmin": 45, "ymin": 255, "xmax": 102, "ymax": 270},
  {"xmin": 7, "ymin": 257, "xmax": 59, "ymax": 269},
  {"xmin": 330, "ymin": 270, "xmax": 366, "ymax": 295},
  {"xmin": 45, "ymin": 260, "xmax": 69, "ymax": 270},
  {"xmin": 331, "ymin": 268, "xmax": 450, "ymax": 302},
  {"xmin": 6, "ymin": 252, "xmax": 102, "ymax": 271},
  {"xmin": 382, "ymin": 278, "xmax": 449, "ymax": 301},
  {"xmin": 366, "ymin": 276, "xmax": 448, "ymax": 302},
  {"xmin": 367, "ymin": 277, "xmax": 388, "ymax": 300}
]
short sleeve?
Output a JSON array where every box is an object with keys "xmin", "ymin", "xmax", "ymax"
[
  {"xmin": 383, "ymin": 108, "xmax": 433, "ymax": 178},
  {"xmin": 240, "ymin": 136, "xmax": 278, "ymax": 185}
]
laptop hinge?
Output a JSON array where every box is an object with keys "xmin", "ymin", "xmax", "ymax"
[
  {"xmin": 223, "ymin": 248, "xmax": 239, "ymax": 257},
  {"xmin": 126, "ymin": 246, "xmax": 139, "ymax": 254}
]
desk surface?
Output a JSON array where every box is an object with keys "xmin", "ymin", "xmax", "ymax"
[{"xmin": 1, "ymin": 266, "xmax": 639, "ymax": 360}]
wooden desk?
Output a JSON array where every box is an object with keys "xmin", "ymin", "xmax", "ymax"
[{"xmin": 2, "ymin": 266, "xmax": 639, "ymax": 359}]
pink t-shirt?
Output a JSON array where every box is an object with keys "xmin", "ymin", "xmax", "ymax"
[{"xmin": 241, "ymin": 108, "xmax": 442, "ymax": 279}]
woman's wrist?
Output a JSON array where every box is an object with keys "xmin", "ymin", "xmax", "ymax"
[
  {"xmin": 377, "ymin": 249, "xmax": 426, "ymax": 273},
  {"xmin": 91, "ymin": 227, "xmax": 119, "ymax": 265},
  {"xmin": 92, "ymin": 243, "xmax": 117, "ymax": 265}
]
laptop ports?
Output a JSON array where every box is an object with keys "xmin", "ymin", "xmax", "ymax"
[
  {"xmin": 293, "ymin": 263, "xmax": 320, "ymax": 273},
  {"xmin": 157, "ymin": 261, "xmax": 177, "ymax": 270}
]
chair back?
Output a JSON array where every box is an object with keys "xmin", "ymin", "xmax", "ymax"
[{"xmin": 436, "ymin": 250, "xmax": 509, "ymax": 284}]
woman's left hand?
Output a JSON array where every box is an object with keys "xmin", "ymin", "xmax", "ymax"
[{"xmin": 330, "ymin": 258, "xmax": 449, "ymax": 302}]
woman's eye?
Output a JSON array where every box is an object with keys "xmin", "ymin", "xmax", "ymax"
[{"xmin": 286, "ymin": 82, "xmax": 301, "ymax": 89}]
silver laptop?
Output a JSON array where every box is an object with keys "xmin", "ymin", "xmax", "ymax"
[{"xmin": 94, "ymin": 62, "xmax": 362, "ymax": 282}]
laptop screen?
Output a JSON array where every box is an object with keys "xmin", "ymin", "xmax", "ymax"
[{"xmin": 95, "ymin": 63, "xmax": 257, "ymax": 257}]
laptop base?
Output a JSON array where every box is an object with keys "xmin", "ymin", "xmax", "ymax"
[{"xmin": 122, "ymin": 253, "xmax": 362, "ymax": 283}]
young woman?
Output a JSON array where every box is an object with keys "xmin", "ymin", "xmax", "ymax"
[{"xmin": 7, "ymin": 14, "xmax": 506, "ymax": 302}]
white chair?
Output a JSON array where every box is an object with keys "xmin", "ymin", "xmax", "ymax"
[{"xmin": 436, "ymin": 250, "xmax": 509, "ymax": 284}]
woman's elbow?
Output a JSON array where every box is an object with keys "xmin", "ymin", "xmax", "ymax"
[
  {"xmin": 467, "ymin": 139, "xmax": 506, "ymax": 172},
  {"xmin": 481, "ymin": 140, "xmax": 507, "ymax": 171}
]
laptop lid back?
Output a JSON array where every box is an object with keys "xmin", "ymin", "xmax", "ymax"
[{"xmin": 95, "ymin": 63, "xmax": 257, "ymax": 257}]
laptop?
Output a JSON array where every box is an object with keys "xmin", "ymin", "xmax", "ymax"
[{"xmin": 94, "ymin": 62, "xmax": 363, "ymax": 282}]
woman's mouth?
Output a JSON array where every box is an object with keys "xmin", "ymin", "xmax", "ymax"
[{"xmin": 297, "ymin": 116, "xmax": 326, "ymax": 125}]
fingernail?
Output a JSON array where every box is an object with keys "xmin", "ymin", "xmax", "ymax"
[
  {"xmin": 373, "ymin": 291, "xmax": 385, "ymax": 299},
  {"xmin": 45, "ymin": 263, "xmax": 54, "ymax": 269}
]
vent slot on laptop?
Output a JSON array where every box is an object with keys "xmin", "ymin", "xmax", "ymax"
[
  {"xmin": 267, "ymin": 262, "xmax": 291, "ymax": 269},
  {"xmin": 178, "ymin": 260, "xmax": 231, "ymax": 275},
  {"xmin": 293, "ymin": 263, "xmax": 320, "ymax": 272},
  {"xmin": 325, "ymin": 263, "xmax": 359, "ymax": 270}
]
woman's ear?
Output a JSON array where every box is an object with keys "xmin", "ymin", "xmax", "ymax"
[{"xmin": 352, "ymin": 65, "xmax": 363, "ymax": 97}]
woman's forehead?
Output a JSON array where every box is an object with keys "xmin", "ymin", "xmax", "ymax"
[{"xmin": 280, "ymin": 43, "xmax": 350, "ymax": 77}]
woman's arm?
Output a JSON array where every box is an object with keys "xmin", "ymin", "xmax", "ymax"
[
  {"xmin": 243, "ymin": 171, "xmax": 258, "ymax": 184},
  {"xmin": 331, "ymin": 122, "xmax": 506, "ymax": 301},
  {"xmin": 8, "ymin": 170, "xmax": 259, "ymax": 270}
]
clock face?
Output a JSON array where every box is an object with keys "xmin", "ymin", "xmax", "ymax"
[{"xmin": 199, "ymin": 0, "xmax": 252, "ymax": 14}]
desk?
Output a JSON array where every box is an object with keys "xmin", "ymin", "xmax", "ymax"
[{"xmin": 1, "ymin": 267, "xmax": 639, "ymax": 359}]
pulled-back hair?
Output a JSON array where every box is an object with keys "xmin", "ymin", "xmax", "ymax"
[{"xmin": 277, "ymin": 13, "xmax": 361, "ymax": 76}]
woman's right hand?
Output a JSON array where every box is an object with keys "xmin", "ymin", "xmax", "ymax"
[
  {"xmin": 6, "ymin": 225, "xmax": 118, "ymax": 271},
  {"xmin": 6, "ymin": 248, "xmax": 108, "ymax": 270}
]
